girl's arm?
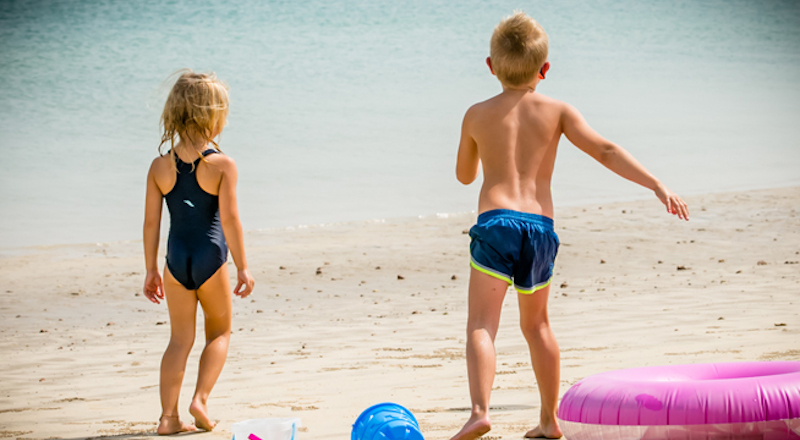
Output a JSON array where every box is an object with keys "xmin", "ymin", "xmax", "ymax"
[
  {"xmin": 561, "ymin": 103, "xmax": 689, "ymax": 220},
  {"xmin": 143, "ymin": 160, "xmax": 165, "ymax": 304},
  {"xmin": 218, "ymin": 157, "xmax": 255, "ymax": 298}
]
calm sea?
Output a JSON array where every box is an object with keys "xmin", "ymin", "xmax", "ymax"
[{"xmin": 1, "ymin": 0, "xmax": 799, "ymax": 249}]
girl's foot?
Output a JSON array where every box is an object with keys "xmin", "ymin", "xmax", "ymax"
[
  {"xmin": 157, "ymin": 415, "xmax": 197, "ymax": 435},
  {"xmin": 189, "ymin": 398, "xmax": 217, "ymax": 431}
]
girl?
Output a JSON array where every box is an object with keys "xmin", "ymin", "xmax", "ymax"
[{"xmin": 142, "ymin": 70, "xmax": 255, "ymax": 434}]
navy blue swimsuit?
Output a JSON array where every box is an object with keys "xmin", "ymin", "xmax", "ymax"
[{"xmin": 164, "ymin": 149, "xmax": 228, "ymax": 290}]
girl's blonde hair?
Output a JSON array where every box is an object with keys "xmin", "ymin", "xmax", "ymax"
[
  {"xmin": 159, "ymin": 70, "xmax": 229, "ymax": 163},
  {"xmin": 490, "ymin": 11, "xmax": 549, "ymax": 87}
]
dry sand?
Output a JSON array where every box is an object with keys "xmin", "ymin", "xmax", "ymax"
[{"xmin": 1, "ymin": 186, "xmax": 798, "ymax": 439}]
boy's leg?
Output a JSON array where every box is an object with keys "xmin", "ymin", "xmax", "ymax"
[
  {"xmin": 518, "ymin": 285, "xmax": 562, "ymax": 439},
  {"xmin": 189, "ymin": 264, "xmax": 232, "ymax": 431},
  {"xmin": 450, "ymin": 267, "xmax": 509, "ymax": 440},
  {"xmin": 159, "ymin": 268, "xmax": 199, "ymax": 434}
]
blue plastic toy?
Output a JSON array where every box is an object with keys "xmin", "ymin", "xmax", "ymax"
[{"xmin": 352, "ymin": 402, "xmax": 425, "ymax": 440}]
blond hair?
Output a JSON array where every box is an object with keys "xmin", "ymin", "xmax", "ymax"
[
  {"xmin": 159, "ymin": 70, "xmax": 229, "ymax": 163},
  {"xmin": 490, "ymin": 11, "xmax": 549, "ymax": 86}
]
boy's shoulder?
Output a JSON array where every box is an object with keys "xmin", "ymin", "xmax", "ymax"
[
  {"xmin": 465, "ymin": 92, "xmax": 569, "ymax": 126},
  {"xmin": 469, "ymin": 92, "xmax": 565, "ymax": 113}
]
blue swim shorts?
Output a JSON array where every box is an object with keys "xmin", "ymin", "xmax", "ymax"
[{"xmin": 469, "ymin": 209, "xmax": 560, "ymax": 294}]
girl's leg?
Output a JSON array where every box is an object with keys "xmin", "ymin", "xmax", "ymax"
[
  {"xmin": 518, "ymin": 285, "xmax": 562, "ymax": 439},
  {"xmin": 450, "ymin": 268, "xmax": 509, "ymax": 440},
  {"xmin": 188, "ymin": 264, "xmax": 232, "ymax": 431},
  {"xmin": 158, "ymin": 267, "xmax": 199, "ymax": 435}
]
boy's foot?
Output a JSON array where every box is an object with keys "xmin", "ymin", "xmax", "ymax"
[
  {"xmin": 524, "ymin": 423, "xmax": 563, "ymax": 439},
  {"xmin": 157, "ymin": 415, "xmax": 197, "ymax": 435},
  {"xmin": 189, "ymin": 398, "xmax": 217, "ymax": 431},
  {"xmin": 449, "ymin": 414, "xmax": 491, "ymax": 440}
]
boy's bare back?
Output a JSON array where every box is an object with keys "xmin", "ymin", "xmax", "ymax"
[{"xmin": 458, "ymin": 90, "xmax": 564, "ymax": 218}]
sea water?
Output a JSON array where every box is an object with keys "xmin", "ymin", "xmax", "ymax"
[{"xmin": 1, "ymin": 0, "xmax": 798, "ymax": 248}]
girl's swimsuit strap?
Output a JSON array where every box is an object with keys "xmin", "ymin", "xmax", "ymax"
[{"xmin": 167, "ymin": 148, "xmax": 219, "ymax": 165}]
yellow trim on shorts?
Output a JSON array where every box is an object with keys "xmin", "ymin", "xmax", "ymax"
[
  {"xmin": 469, "ymin": 259, "xmax": 553, "ymax": 294},
  {"xmin": 515, "ymin": 278, "xmax": 552, "ymax": 294},
  {"xmin": 469, "ymin": 260, "xmax": 512, "ymax": 284}
]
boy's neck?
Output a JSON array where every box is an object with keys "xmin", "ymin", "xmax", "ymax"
[
  {"xmin": 502, "ymin": 85, "xmax": 536, "ymax": 94},
  {"xmin": 501, "ymin": 80, "xmax": 538, "ymax": 94}
]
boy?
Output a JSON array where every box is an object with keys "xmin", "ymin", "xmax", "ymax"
[{"xmin": 451, "ymin": 11, "xmax": 689, "ymax": 440}]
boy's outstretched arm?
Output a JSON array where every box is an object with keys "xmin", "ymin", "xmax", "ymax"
[
  {"xmin": 561, "ymin": 104, "xmax": 689, "ymax": 220},
  {"xmin": 456, "ymin": 107, "xmax": 480, "ymax": 185}
]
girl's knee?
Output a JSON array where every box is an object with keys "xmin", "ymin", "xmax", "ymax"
[
  {"xmin": 203, "ymin": 314, "xmax": 231, "ymax": 340},
  {"xmin": 167, "ymin": 338, "xmax": 195, "ymax": 356},
  {"xmin": 169, "ymin": 326, "xmax": 197, "ymax": 346},
  {"xmin": 205, "ymin": 328, "xmax": 230, "ymax": 343}
]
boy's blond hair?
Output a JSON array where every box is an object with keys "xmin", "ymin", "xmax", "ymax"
[{"xmin": 490, "ymin": 11, "xmax": 549, "ymax": 87}]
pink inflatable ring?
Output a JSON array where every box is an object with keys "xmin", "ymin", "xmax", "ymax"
[{"xmin": 558, "ymin": 361, "xmax": 800, "ymax": 440}]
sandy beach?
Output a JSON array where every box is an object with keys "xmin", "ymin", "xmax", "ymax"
[{"xmin": 1, "ymin": 186, "xmax": 798, "ymax": 439}]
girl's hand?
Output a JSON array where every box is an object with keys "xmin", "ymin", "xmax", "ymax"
[
  {"xmin": 234, "ymin": 269, "xmax": 255, "ymax": 298},
  {"xmin": 144, "ymin": 270, "xmax": 165, "ymax": 304},
  {"xmin": 655, "ymin": 183, "xmax": 689, "ymax": 221}
]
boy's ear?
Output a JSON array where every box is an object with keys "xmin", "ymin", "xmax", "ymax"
[
  {"xmin": 486, "ymin": 57, "xmax": 495, "ymax": 75},
  {"xmin": 538, "ymin": 61, "xmax": 550, "ymax": 80}
]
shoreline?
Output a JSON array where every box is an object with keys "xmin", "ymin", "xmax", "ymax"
[
  {"xmin": 0, "ymin": 185, "xmax": 798, "ymax": 439},
  {"xmin": 3, "ymin": 182, "xmax": 799, "ymax": 257}
]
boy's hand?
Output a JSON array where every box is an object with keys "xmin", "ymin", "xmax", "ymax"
[
  {"xmin": 234, "ymin": 268, "xmax": 255, "ymax": 298},
  {"xmin": 655, "ymin": 183, "xmax": 689, "ymax": 220},
  {"xmin": 143, "ymin": 270, "xmax": 164, "ymax": 304}
]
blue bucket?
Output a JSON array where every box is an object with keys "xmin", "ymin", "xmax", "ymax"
[{"xmin": 352, "ymin": 403, "xmax": 425, "ymax": 440}]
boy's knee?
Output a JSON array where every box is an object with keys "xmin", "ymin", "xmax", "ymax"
[
  {"xmin": 520, "ymin": 319, "xmax": 550, "ymax": 340},
  {"xmin": 467, "ymin": 317, "xmax": 500, "ymax": 336}
]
